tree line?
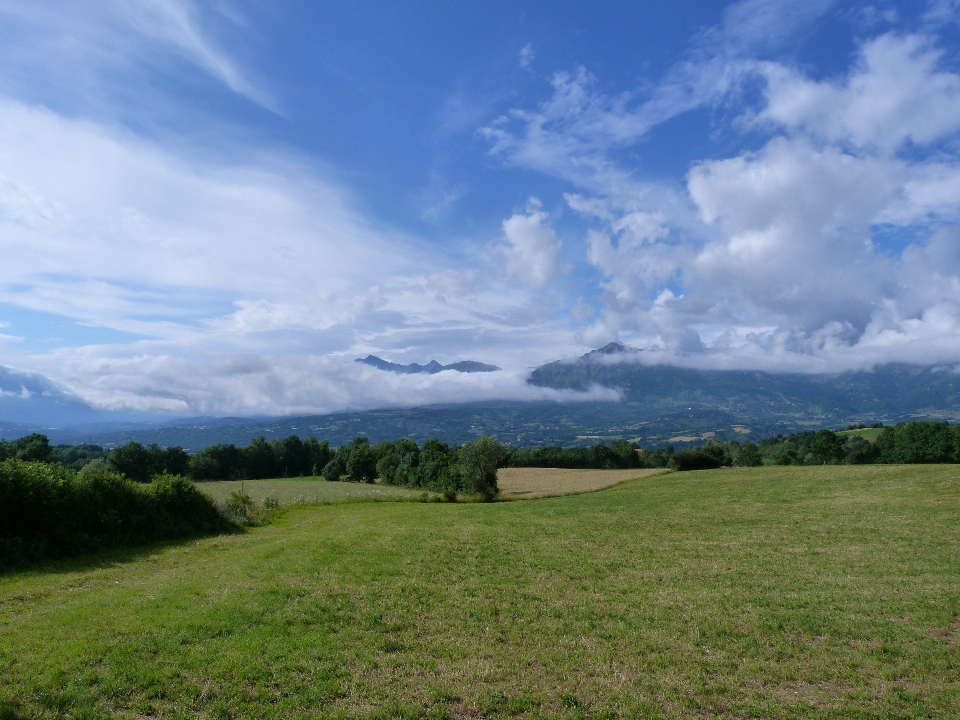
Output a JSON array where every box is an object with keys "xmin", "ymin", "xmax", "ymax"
[{"xmin": 4, "ymin": 420, "xmax": 960, "ymax": 491}]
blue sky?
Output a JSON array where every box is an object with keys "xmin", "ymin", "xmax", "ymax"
[{"xmin": 1, "ymin": 0, "xmax": 960, "ymax": 419}]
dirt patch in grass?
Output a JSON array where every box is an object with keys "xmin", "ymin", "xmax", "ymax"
[{"xmin": 497, "ymin": 467, "xmax": 668, "ymax": 499}]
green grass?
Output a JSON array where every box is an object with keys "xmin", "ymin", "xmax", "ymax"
[
  {"xmin": 837, "ymin": 428, "xmax": 884, "ymax": 443},
  {"xmin": 2, "ymin": 465, "xmax": 958, "ymax": 719},
  {"xmin": 196, "ymin": 477, "xmax": 433, "ymax": 504}
]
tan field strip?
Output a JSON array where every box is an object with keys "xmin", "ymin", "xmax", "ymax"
[{"xmin": 497, "ymin": 466, "xmax": 669, "ymax": 499}]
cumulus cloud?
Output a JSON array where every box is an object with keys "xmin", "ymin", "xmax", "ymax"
[
  {"xmin": 485, "ymin": 4, "xmax": 960, "ymax": 372},
  {"xmin": 754, "ymin": 34, "xmax": 960, "ymax": 151},
  {"xmin": 497, "ymin": 199, "xmax": 567, "ymax": 288}
]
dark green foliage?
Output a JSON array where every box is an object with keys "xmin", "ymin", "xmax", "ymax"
[
  {"xmin": 188, "ymin": 435, "xmax": 331, "ymax": 480},
  {"xmin": 669, "ymin": 448, "xmax": 722, "ymax": 471},
  {"xmin": 809, "ymin": 429, "xmax": 846, "ymax": 464},
  {"xmin": 0, "ymin": 461, "xmax": 231, "ymax": 567},
  {"xmin": 243, "ymin": 436, "xmax": 278, "ymax": 479},
  {"xmin": 303, "ymin": 437, "xmax": 332, "ymax": 476},
  {"xmin": 845, "ymin": 435, "xmax": 879, "ymax": 464},
  {"xmin": 0, "ymin": 433, "xmax": 52, "ymax": 463},
  {"xmin": 321, "ymin": 457, "xmax": 345, "ymax": 481},
  {"xmin": 188, "ymin": 443, "xmax": 244, "ymax": 480},
  {"xmin": 344, "ymin": 438, "xmax": 377, "ymax": 483},
  {"xmin": 874, "ymin": 421, "xmax": 959, "ymax": 463},
  {"xmin": 108, "ymin": 442, "xmax": 190, "ymax": 483},
  {"xmin": 755, "ymin": 423, "xmax": 960, "ymax": 466},
  {"xmin": 455, "ymin": 437, "xmax": 506, "ymax": 500},
  {"xmin": 506, "ymin": 440, "xmax": 643, "ymax": 469},
  {"xmin": 730, "ymin": 442, "xmax": 763, "ymax": 467},
  {"xmin": 48, "ymin": 443, "xmax": 108, "ymax": 470}
]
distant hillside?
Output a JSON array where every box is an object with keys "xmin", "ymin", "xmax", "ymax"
[
  {"xmin": 357, "ymin": 355, "xmax": 500, "ymax": 374},
  {"xmin": 43, "ymin": 402, "xmax": 788, "ymax": 451},
  {"xmin": 6, "ymin": 345, "xmax": 960, "ymax": 452},
  {"xmin": 0, "ymin": 366, "xmax": 101, "ymax": 426},
  {"xmin": 530, "ymin": 346, "xmax": 960, "ymax": 426}
]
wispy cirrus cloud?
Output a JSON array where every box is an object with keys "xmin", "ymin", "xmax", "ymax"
[{"xmin": 0, "ymin": 0, "xmax": 278, "ymax": 113}]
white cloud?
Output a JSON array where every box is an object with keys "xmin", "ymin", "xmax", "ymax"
[
  {"xmin": 24, "ymin": 350, "xmax": 619, "ymax": 418},
  {"xmin": 519, "ymin": 44, "xmax": 534, "ymax": 69},
  {"xmin": 754, "ymin": 34, "xmax": 960, "ymax": 151},
  {"xmin": 485, "ymin": 4, "xmax": 960, "ymax": 373},
  {"xmin": 0, "ymin": 0, "xmax": 277, "ymax": 113},
  {"xmin": 497, "ymin": 199, "xmax": 567, "ymax": 288}
]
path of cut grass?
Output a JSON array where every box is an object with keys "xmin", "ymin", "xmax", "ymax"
[{"xmin": 1, "ymin": 465, "xmax": 958, "ymax": 719}]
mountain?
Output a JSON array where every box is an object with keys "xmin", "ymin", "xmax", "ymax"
[
  {"xmin": 6, "ymin": 347, "xmax": 960, "ymax": 451},
  {"xmin": 356, "ymin": 355, "xmax": 500, "ymax": 374},
  {"xmin": 0, "ymin": 366, "xmax": 102, "ymax": 426},
  {"xmin": 530, "ymin": 347, "xmax": 960, "ymax": 426}
]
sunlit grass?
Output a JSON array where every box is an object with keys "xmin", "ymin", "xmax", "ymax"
[{"xmin": 1, "ymin": 465, "xmax": 958, "ymax": 718}]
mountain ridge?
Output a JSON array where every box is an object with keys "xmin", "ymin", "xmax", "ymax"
[{"xmin": 356, "ymin": 355, "xmax": 500, "ymax": 374}]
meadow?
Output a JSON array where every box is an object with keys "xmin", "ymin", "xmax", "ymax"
[
  {"xmin": 496, "ymin": 467, "xmax": 665, "ymax": 498},
  {"xmin": 1, "ymin": 465, "xmax": 958, "ymax": 719},
  {"xmin": 197, "ymin": 478, "xmax": 431, "ymax": 505}
]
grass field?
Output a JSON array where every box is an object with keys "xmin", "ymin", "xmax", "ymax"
[
  {"xmin": 196, "ymin": 478, "xmax": 432, "ymax": 504},
  {"xmin": 497, "ymin": 467, "xmax": 666, "ymax": 499},
  {"xmin": 2, "ymin": 465, "xmax": 958, "ymax": 719},
  {"xmin": 836, "ymin": 428, "xmax": 884, "ymax": 443}
]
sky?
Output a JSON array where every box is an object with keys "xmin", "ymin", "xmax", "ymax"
[{"xmin": 1, "ymin": 0, "xmax": 960, "ymax": 420}]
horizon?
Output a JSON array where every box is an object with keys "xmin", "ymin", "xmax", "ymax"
[{"xmin": 2, "ymin": 1, "xmax": 960, "ymax": 424}]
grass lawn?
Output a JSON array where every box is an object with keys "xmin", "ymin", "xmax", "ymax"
[
  {"xmin": 497, "ymin": 467, "xmax": 667, "ymax": 499},
  {"xmin": 2, "ymin": 465, "xmax": 958, "ymax": 719},
  {"xmin": 196, "ymin": 478, "xmax": 433, "ymax": 505}
]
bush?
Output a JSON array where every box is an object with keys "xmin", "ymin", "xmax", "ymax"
[
  {"xmin": 0, "ymin": 461, "xmax": 232, "ymax": 568},
  {"xmin": 669, "ymin": 449, "xmax": 722, "ymax": 471},
  {"xmin": 321, "ymin": 457, "xmax": 345, "ymax": 481}
]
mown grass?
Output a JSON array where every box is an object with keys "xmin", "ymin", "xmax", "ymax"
[
  {"xmin": 497, "ymin": 467, "xmax": 667, "ymax": 498},
  {"xmin": 836, "ymin": 428, "xmax": 884, "ymax": 443},
  {"xmin": 196, "ymin": 478, "xmax": 433, "ymax": 505},
  {"xmin": 1, "ymin": 465, "xmax": 958, "ymax": 719}
]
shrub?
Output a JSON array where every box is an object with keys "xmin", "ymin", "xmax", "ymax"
[
  {"xmin": 669, "ymin": 449, "xmax": 722, "ymax": 471},
  {"xmin": 322, "ymin": 457, "xmax": 345, "ymax": 481},
  {"xmin": 0, "ymin": 461, "xmax": 232, "ymax": 568}
]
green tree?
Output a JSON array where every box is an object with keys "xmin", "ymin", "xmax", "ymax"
[
  {"xmin": 243, "ymin": 437, "xmax": 278, "ymax": 479},
  {"xmin": 321, "ymin": 458, "xmax": 345, "ymax": 482},
  {"xmin": 108, "ymin": 442, "xmax": 164, "ymax": 483},
  {"xmin": 456, "ymin": 436, "xmax": 505, "ymax": 500}
]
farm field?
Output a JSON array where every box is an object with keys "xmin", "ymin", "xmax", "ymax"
[
  {"xmin": 497, "ymin": 467, "xmax": 666, "ymax": 498},
  {"xmin": 197, "ymin": 478, "xmax": 431, "ymax": 504},
  {"xmin": 2, "ymin": 465, "xmax": 959, "ymax": 719}
]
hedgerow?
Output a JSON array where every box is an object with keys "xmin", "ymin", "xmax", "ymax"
[{"xmin": 0, "ymin": 461, "xmax": 232, "ymax": 568}]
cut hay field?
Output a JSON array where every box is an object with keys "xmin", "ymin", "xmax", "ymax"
[
  {"xmin": 497, "ymin": 467, "xmax": 667, "ymax": 498},
  {"xmin": 197, "ymin": 478, "xmax": 431, "ymax": 504},
  {"xmin": 2, "ymin": 465, "xmax": 959, "ymax": 719}
]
